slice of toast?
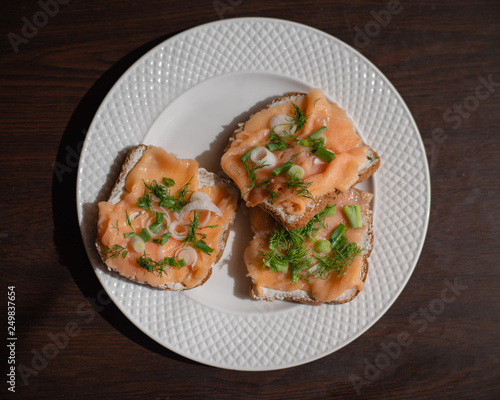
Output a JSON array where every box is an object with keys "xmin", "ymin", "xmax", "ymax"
[
  {"xmin": 95, "ymin": 145, "xmax": 239, "ymax": 290},
  {"xmin": 244, "ymin": 188, "xmax": 374, "ymax": 305},
  {"xmin": 221, "ymin": 89, "xmax": 380, "ymax": 230}
]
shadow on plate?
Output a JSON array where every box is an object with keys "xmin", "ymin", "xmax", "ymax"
[
  {"xmin": 195, "ymin": 93, "xmax": 279, "ymax": 170},
  {"xmin": 194, "ymin": 94, "xmax": 281, "ymax": 300},
  {"xmin": 51, "ymin": 32, "xmax": 202, "ymax": 367}
]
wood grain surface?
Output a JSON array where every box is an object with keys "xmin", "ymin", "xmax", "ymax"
[{"xmin": 1, "ymin": 0, "xmax": 499, "ymax": 399}]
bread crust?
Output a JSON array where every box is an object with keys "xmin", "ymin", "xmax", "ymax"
[
  {"xmin": 247, "ymin": 205, "xmax": 374, "ymax": 305},
  {"xmin": 223, "ymin": 92, "xmax": 380, "ymax": 231},
  {"xmin": 95, "ymin": 145, "xmax": 239, "ymax": 291}
]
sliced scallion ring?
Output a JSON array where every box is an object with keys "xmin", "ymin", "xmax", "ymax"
[
  {"xmin": 240, "ymin": 146, "xmax": 258, "ymax": 163},
  {"xmin": 287, "ymin": 165, "xmax": 305, "ymax": 179},
  {"xmin": 169, "ymin": 221, "xmax": 188, "ymax": 240},
  {"xmin": 250, "ymin": 146, "xmax": 277, "ymax": 167},
  {"xmin": 131, "ymin": 236, "xmax": 146, "ymax": 253},
  {"xmin": 313, "ymin": 239, "xmax": 332, "ymax": 254},
  {"xmin": 175, "ymin": 247, "xmax": 198, "ymax": 267}
]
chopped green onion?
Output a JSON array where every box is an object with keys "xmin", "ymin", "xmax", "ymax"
[
  {"xmin": 124, "ymin": 232, "xmax": 137, "ymax": 238},
  {"xmin": 336, "ymin": 236, "xmax": 348, "ymax": 248},
  {"xmin": 272, "ymin": 161, "xmax": 294, "ymax": 176},
  {"xmin": 139, "ymin": 228, "xmax": 151, "ymax": 242},
  {"xmin": 176, "ymin": 258, "xmax": 187, "ymax": 269},
  {"xmin": 149, "ymin": 212, "xmax": 165, "ymax": 233},
  {"xmin": 162, "ymin": 177, "xmax": 175, "ymax": 187},
  {"xmin": 159, "ymin": 196, "xmax": 176, "ymax": 208},
  {"xmin": 343, "ymin": 205, "xmax": 362, "ymax": 228},
  {"xmin": 266, "ymin": 132, "xmax": 288, "ymax": 152},
  {"xmin": 324, "ymin": 205, "xmax": 336, "ymax": 217},
  {"xmin": 193, "ymin": 240, "xmax": 214, "ymax": 255},
  {"xmin": 309, "ymin": 126, "xmax": 328, "ymax": 139},
  {"xmin": 313, "ymin": 239, "xmax": 332, "ymax": 254},
  {"xmin": 131, "ymin": 236, "xmax": 146, "ymax": 253},
  {"xmin": 266, "ymin": 142, "xmax": 285, "ymax": 152},
  {"xmin": 330, "ymin": 224, "xmax": 348, "ymax": 248},
  {"xmin": 287, "ymin": 165, "xmax": 305, "ymax": 179},
  {"xmin": 153, "ymin": 233, "xmax": 171, "ymax": 246},
  {"xmin": 273, "ymin": 259, "xmax": 289, "ymax": 273},
  {"xmin": 240, "ymin": 146, "xmax": 258, "ymax": 163},
  {"xmin": 149, "ymin": 222, "xmax": 163, "ymax": 233},
  {"xmin": 297, "ymin": 139, "xmax": 312, "ymax": 147},
  {"xmin": 136, "ymin": 195, "xmax": 152, "ymax": 211},
  {"xmin": 314, "ymin": 147, "xmax": 335, "ymax": 162},
  {"xmin": 160, "ymin": 233, "xmax": 171, "ymax": 245}
]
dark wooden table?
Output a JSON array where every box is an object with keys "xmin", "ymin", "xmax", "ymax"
[{"xmin": 2, "ymin": 1, "xmax": 499, "ymax": 399}]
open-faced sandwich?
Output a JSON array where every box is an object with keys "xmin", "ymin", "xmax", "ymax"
[
  {"xmin": 221, "ymin": 88, "xmax": 379, "ymax": 230},
  {"xmin": 96, "ymin": 145, "xmax": 239, "ymax": 290},
  {"xmin": 244, "ymin": 188, "xmax": 373, "ymax": 304}
]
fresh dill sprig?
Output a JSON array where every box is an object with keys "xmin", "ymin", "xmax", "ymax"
[
  {"xmin": 313, "ymin": 241, "xmax": 363, "ymax": 280},
  {"xmin": 261, "ymin": 204, "xmax": 362, "ymax": 284},
  {"xmin": 296, "ymin": 205, "xmax": 335, "ymax": 239},
  {"xmin": 136, "ymin": 188, "xmax": 153, "ymax": 211},
  {"xmin": 181, "ymin": 211, "xmax": 215, "ymax": 255},
  {"xmin": 182, "ymin": 211, "xmax": 203, "ymax": 244},
  {"xmin": 144, "ymin": 179, "xmax": 170, "ymax": 199},
  {"xmin": 255, "ymin": 179, "xmax": 278, "ymax": 203},
  {"xmin": 261, "ymin": 224, "xmax": 312, "ymax": 284},
  {"xmin": 111, "ymin": 220, "xmax": 119, "ymax": 232},
  {"xmin": 140, "ymin": 177, "xmax": 193, "ymax": 212},
  {"xmin": 265, "ymin": 103, "xmax": 307, "ymax": 151},
  {"xmin": 125, "ymin": 210, "xmax": 133, "ymax": 229},
  {"xmin": 285, "ymin": 174, "xmax": 314, "ymax": 200},
  {"xmin": 105, "ymin": 244, "xmax": 128, "ymax": 260},
  {"xmin": 266, "ymin": 129, "xmax": 288, "ymax": 152},
  {"xmin": 290, "ymin": 103, "xmax": 308, "ymax": 133},
  {"xmin": 136, "ymin": 252, "xmax": 186, "ymax": 277},
  {"xmin": 297, "ymin": 135, "xmax": 326, "ymax": 152},
  {"xmin": 173, "ymin": 179, "xmax": 193, "ymax": 211},
  {"xmin": 240, "ymin": 147, "xmax": 267, "ymax": 195},
  {"xmin": 240, "ymin": 147, "xmax": 278, "ymax": 202}
]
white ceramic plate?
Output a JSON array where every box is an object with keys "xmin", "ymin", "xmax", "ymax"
[{"xmin": 77, "ymin": 18, "xmax": 430, "ymax": 370}]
